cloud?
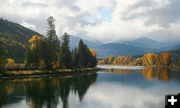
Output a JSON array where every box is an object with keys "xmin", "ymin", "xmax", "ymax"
[
  {"xmin": 0, "ymin": 0, "xmax": 180, "ymax": 42},
  {"xmin": 21, "ymin": 21, "xmax": 36, "ymax": 30}
]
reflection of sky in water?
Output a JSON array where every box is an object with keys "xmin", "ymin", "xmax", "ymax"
[
  {"xmin": 97, "ymin": 65, "xmax": 144, "ymax": 70},
  {"xmin": 67, "ymin": 72, "xmax": 179, "ymax": 108}
]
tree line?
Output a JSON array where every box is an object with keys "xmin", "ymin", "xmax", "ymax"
[
  {"xmin": 98, "ymin": 52, "xmax": 171, "ymax": 66},
  {"xmin": 25, "ymin": 16, "xmax": 97, "ymax": 69}
]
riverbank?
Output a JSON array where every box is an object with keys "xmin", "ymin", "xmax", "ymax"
[{"xmin": 0, "ymin": 68, "xmax": 99, "ymax": 79}]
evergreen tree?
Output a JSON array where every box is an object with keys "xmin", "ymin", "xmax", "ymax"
[
  {"xmin": 0, "ymin": 40, "xmax": 6, "ymax": 69},
  {"xmin": 77, "ymin": 39, "xmax": 97, "ymax": 68},
  {"xmin": 60, "ymin": 33, "xmax": 72, "ymax": 68},
  {"xmin": 77, "ymin": 40, "xmax": 87, "ymax": 67},
  {"xmin": 45, "ymin": 16, "xmax": 60, "ymax": 69}
]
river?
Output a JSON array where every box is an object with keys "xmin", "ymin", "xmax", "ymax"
[{"xmin": 0, "ymin": 65, "xmax": 180, "ymax": 108}]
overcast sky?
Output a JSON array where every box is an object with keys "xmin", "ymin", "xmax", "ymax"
[{"xmin": 0, "ymin": 0, "xmax": 180, "ymax": 43}]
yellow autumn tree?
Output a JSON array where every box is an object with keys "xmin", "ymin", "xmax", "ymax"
[
  {"xmin": 28, "ymin": 35, "xmax": 42, "ymax": 49},
  {"xmin": 157, "ymin": 52, "xmax": 171, "ymax": 66},
  {"xmin": 143, "ymin": 53, "xmax": 158, "ymax": 66},
  {"xmin": 112, "ymin": 56, "xmax": 134, "ymax": 65},
  {"xmin": 6, "ymin": 58, "xmax": 15, "ymax": 65},
  {"xmin": 89, "ymin": 49, "xmax": 97, "ymax": 57}
]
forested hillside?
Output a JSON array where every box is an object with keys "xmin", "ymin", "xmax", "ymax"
[
  {"xmin": 0, "ymin": 18, "xmax": 43, "ymax": 63},
  {"xmin": 0, "ymin": 18, "xmax": 42, "ymax": 42},
  {"xmin": 169, "ymin": 48, "xmax": 180, "ymax": 66}
]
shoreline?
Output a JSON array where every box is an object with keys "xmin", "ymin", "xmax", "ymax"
[{"xmin": 0, "ymin": 68, "xmax": 100, "ymax": 79}]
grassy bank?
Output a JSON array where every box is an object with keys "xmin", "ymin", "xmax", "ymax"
[{"xmin": 0, "ymin": 68, "xmax": 99, "ymax": 79}]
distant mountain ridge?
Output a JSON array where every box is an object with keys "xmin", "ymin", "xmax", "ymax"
[
  {"xmin": 95, "ymin": 37, "xmax": 180, "ymax": 57},
  {"xmin": 123, "ymin": 37, "xmax": 169, "ymax": 49}
]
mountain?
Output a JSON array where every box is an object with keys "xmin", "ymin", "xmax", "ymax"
[
  {"xmin": 122, "ymin": 37, "xmax": 171, "ymax": 49},
  {"xmin": 0, "ymin": 18, "xmax": 42, "ymax": 43},
  {"xmin": 95, "ymin": 43, "xmax": 155, "ymax": 57},
  {"xmin": 95, "ymin": 37, "xmax": 180, "ymax": 57},
  {"xmin": 0, "ymin": 18, "xmax": 43, "ymax": 62},
  {"xmin": 69, "ymin": 36, "xmax": 101, "ymax": 49}
]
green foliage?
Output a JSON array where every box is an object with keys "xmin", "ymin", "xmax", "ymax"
[
  {"xmin": 0, "ymin": 39, "xmax": 6, "ymax": 69},
  {"xmin": 0, "ymin": 33, "xmax": 25, "ymax": 63},
  {"xmin": 0, "ymin": 18, "xmax": 43, "ymax": 63},
  {"xmin": 76, "ymin": 40, "xmax": 97, "ymax": 68},
  {"xmin": 26, "ymin": 17, "xmax": 60, "ymax": 70},
  {"xmin": 45, "ymin": 16, "xmax": 60, "ymax": 69},
  {"xmin": 0, "ymin": 18, "xmax": 42, "ymax": 42},
  {"xmin": 169, "ymin": 48, "xmax": 180, "ymax": 66},
  {"xmin": 60, "ymin": 33, "xmax": 72, "ymax": 68}
]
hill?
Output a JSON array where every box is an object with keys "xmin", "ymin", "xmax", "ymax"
[
  {"xmin": 123, "ymin": 37, "xmax": 169, "ymax": 49},
  {"xmin": 0, "ymin": 18, "xmax": 43, "ymax": 62},
  {"xmin": 95, "ymin": 43, "xmax": 160, "ymax": 57},
  {"xmin": 96, "ymin": 37, "xmax": 180, "ymax": 57},
  {"xmin": 0, "ymin": 18, "xmax": 42, "ymax": 42}
]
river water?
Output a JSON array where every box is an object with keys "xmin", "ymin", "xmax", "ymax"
[{"xmin": 0, "ymin": 65, "xmax": 180, "ymax": 108}]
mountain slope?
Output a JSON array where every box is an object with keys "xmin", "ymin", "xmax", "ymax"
[
  {"xmin": 123, "ymin": 37, "xmax": 170, "ymax": 49},
  {"xmin": 0, "ymin": 18, "xmax": 43, "ymax": 62},
  {"xmin": 0, "ymin": 18, "xmax": 42, "ymax": 43},
  {"xmin": 95, "ymin": 43, "xmax": 155, "ymax": 57}
]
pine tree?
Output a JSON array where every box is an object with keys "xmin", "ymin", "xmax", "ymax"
[
  {"xmin": 60, "ymin": 33, "xmax": 72, "ymax": 68},
  {"xmin": 77, "ymin": 39, "xmax": 97, "ymax": 68},
  {"xmin": 0, "ymin": 40, "xmax": 6, "ymax": 69},
  {"xmin": 45, "ymin": 16, "xmax": 60, "ymax": 69}
]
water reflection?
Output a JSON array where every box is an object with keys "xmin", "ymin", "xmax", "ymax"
[
  {"xmin": 0, "ymin": 73, "xmax": 97, "ymax": 108},
  {"xmin": 142, "ymin": 67, "xmax": 170, "ymax": 81},
  {"xmin": 103, "ymin": 67, "xmax": 172, "ymax": 81},
  {"xmin": 0, "ymin": 67, "xmax": 180, "ymax": 108}
]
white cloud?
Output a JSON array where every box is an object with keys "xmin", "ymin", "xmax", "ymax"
[
  {"xmin": 21, "ymin": 21, "xmax": 36, "ymax": 30},
  {"xmin": 0, "ymin": 0, "xmax": 180, "ymax": 42}
]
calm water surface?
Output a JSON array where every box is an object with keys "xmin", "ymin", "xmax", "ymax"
[{"xmin": 0, "ymin": 65, "xmax": 180, "ymax": 108}]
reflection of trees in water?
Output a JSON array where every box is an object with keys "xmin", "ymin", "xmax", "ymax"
[
  {"xmin": 104, "ymin": 69, "xmax": 132, "ymax": 74},
  {"xmin": 0, "ymin": 72, "xmax": 97, "ymax": 108},
  {"xmin": 142, "ymin": 67, "xmax": 170, "ymax": 81},
  {"xmin": 0, "ymin": 82, "xmax": 24, "ymax": 107},
  {"xmin": 105, "ymin": 67, "xmax": 171, "ymax": 81}
]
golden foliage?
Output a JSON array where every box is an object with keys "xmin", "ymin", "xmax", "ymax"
[
  {"xmin": 98, "ymin": 53, "xmax": 171, "ymax": 66},
  {"xmin": 143, "ymin": 53, "xmax": 158, "ymax": 66},
  {"xmin": 98, "ymin": 59, "xmax": 105, "ymax": 65},
  {"xmin": 143, "ymin": 53, "xmax": 171, "ymax": 66},
  {"xmin": 133, "ymin": 58, "xmax": 143, "ymax": 66},
  {"xmin": 89, "ymin": 49, "xmax": 97, "ymax": 57},
  {"xmin": 112, "ymin": 56, "xmax": 134, "ymax": 65},
  {"xmin": 28, "ymin": 35, "xmax": 42, "ymax": 49},
  {"xmin": 157, "ymin": 52, "xmax": 171, "ymax": 66},
  {"xmin": 6, "ymin": 58, "xmax": 15, "ymax": 65}
]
